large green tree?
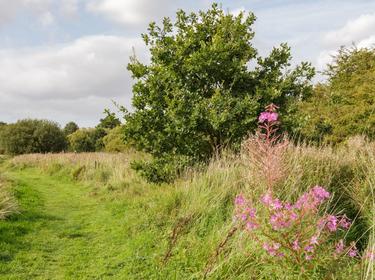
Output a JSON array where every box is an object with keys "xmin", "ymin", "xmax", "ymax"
[
  {"xmin": 298, "ymin": 46, "xmax": 375, "ymax": 143},
  {"xmin": 124, "ymin": 4, "xmax": 314, "ymax": 182}
]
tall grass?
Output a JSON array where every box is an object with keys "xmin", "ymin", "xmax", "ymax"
[
  {"xmin": 7, "ymin": 137, "xmax": 375, "ymax": 279},
  {"xmin": 0, "ymin": 175, "xmax": 17, "ymax": 220}
]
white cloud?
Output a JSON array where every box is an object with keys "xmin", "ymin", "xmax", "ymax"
[
  {"xmin": 323, "ymin": 13, "xmax": 375, "ymax": 47},
  {"xmin": 317, "ymin": 12, "xmax": 375, "ymax": 71},
  {"xmin": 0, "ymin": 35, "xmax": 146, "ymax": 126},
  {"xmin": 87, "ymin": 0, "xmax": 180, "ymax": 26}
]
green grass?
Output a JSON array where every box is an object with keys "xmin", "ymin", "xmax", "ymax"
[
  {"xmin": 0, "ymin": 168, "xmax": 162, "ymax": 279},
  {"xmin": 0, "ymin": 141, "xmax": 374, "ymax": 279}
]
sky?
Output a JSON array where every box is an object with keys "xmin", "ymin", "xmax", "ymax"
[{"xmin": 1, "ymin": 0, "xmax": 375, "ymax": 127}]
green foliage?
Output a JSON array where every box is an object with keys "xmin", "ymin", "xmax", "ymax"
[
  {"xmin": 298, "ymin": 46, "xmax": 375, "ymax": 143},
  {"xmin": 124, "ymin": 3, "xmax": 314, "ymax": 181},
  {"xmin": 4, "ymin": 142, "xmax": 374, "ymax": 279},
  {"xmin": 67, "ymin": 128, "xmax": 97, "ymax": 152},
  {"xmin": 102, "ymin": 126, "xmax": 128, "ymax": 152},
  {"xmin": 97, "ymin": 109, "xmax": 121, "ymax": 130},
  {"xmin": 0, "ymin": 119, "xmax": 66, "ymax": 155},
  {"xmin": 63, "ymin": 121, "xmax": 79, "ymax": 136},
  {"xmin": 0, "ymin": 123, "xmax": 7, "ymax": 154}
]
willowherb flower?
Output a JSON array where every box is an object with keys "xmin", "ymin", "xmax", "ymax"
[
  {"xmin": 263, "ymin": 242, "xmax": 283, "ymax": 257},
  {"xmin": 258, "ymin": 112, "xmax": 279, "ymax": 123},
  {"xmin": 338, "ymin": 215, "xmax": 351, "ymax": 229},
  {"xmin": 335, "ymin": 239, "xmax": 345, "ymax": 255},
  {"xmin": 348, "ymin": 242, "xmax": 358, "ymax": 258},
  {"xmin": 364, "ymin": 249, "xmax": 375, "ymax": 260},
  {"xmin": 292, "ymin": 239, "xmax": 300, "ymax": 251},
  {"xmin": 310, "ymin": 235, "xmax": 319, "ymax": 246},
  {"xmin": 235, "ymin": 194, "xmax": 245, "ymax": 205}
]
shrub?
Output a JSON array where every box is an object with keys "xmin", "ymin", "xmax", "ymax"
[
  {"xmin": 0, "ymin": 119, "xmax": 66, "ymax": 155},
  {"xmin": 124, "ymin": 3, "xmax": 314, "ymax": 182},
  {"xmin": 102, "ymin": 126, "xmax": 128, "ymax": 152},
  {"xmin": 67, "ymin": 128, "xmax": 97, "ymax": 152}
]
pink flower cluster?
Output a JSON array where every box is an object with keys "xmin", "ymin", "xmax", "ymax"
[
  {"xmin": 335, "ymin": 240, "xmax": 358, "ymax": 258},
  {"xmin": 234, "ymin": 185, "xmax": 357, "ymax": 263},
  {"xmin": 258, "ymin": 111, "xmax": 278, "ymax": 123}
]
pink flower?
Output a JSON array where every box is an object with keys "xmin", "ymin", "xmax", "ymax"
[
  {"xmin": 310, "ymin": 235, "xmax": 319, "ymax": 245},
  {"xmin": 292, "ymin": 239, "xmax": 300, "ymax": 251},
  {"xmin": 305, "ymin": 255, "xmax": 313, "ymax": 261},
  {"xmin": 311, "ymin": 186, "xmax": 330, "ymax": 202},
  {"xmin": 258, "ymin": 112, "xmax": 278, "ymax": 123},
  {"xmin": 325, "ymin": 215, "xmax": 338, "ymax": 232},
  {"xmin": 335, "ymin": 239, "xmax": 344, "ymax": 255},
  {"xmin": 338, "ymin": 215, "xmax": 351, "ymax": 229},
  {"xmin": 263, "ymin": 242, "xmax": 282, "ymax": 257},
  {"xmin": 364, "ymin": 250, "xmax": 375, "ymax": 260},
  {"xmin": 304, "ymin": 245, "xmax": 314, "ymax": 253},
  {"xmin": 348, "ymin": 242, "xmax": 358, "ymax": 258},
  {"xmin": 246, "ymin": 221, "xmax": 259, "ymax": 231},
  {"xmin": 235, "ymin": 194, "xmax": 245, "ymax": 205},
  {"xmin": 261, "ymin": 192, "xmax": 273, "ymax": 206}
]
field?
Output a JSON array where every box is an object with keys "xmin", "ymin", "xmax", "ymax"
[{"xmin": 0, "ymin": 137, "xmax": 374, "ymax": 279}]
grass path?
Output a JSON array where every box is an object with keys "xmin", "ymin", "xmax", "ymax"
[{"xmin": 0, "ymin": 168, "xmax": 140, "ymax": 280}]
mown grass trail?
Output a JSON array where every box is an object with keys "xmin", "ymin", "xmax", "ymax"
[{"xmin": 0, "ymin": 168, "xmax": 141, "ymax": 280}]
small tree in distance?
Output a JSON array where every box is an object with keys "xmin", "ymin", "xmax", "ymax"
[
  {"xmin": 124, "ymin": 3, "xmax": 315, "ymax": 182},
  {"xmin": 63, "ymin": 122, "xmax": 79, "ymax": 136}
]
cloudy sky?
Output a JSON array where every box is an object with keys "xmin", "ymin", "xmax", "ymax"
[{"xmin": 1, "ymin": 0, "xmax": 375, "ymax": 127}]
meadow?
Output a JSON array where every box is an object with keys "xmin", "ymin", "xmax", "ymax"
[{"xmin": 0, "ymin": 136, "xmax": 374, "ymax": 279}]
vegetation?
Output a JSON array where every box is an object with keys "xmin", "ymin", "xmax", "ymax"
[
  {"xmin": 0, "ymin": 136, "xmax": 374, "ymax": 279},
  {"xmin": 1, "ymin": 4, "xmax": 375, "ymax": 280},
  {"xmin": 124, "ymin": 4, "xmax": 314, "ymax": 182},
  {"xmin": 67, "ymin": 128, "xmax": 97, "ymax": 152},
  {"xmin": 0, "ymin": 119, "xmax": 66, "ymax": 155},
  {"xmin": 102, "ymin": 125, "xmax": 128, "ymax": 152},
  {"xmin": 63, "ymin": 121, "xmax": 79, "ymax": 136},
  {"xmin": 299, "ymin": 46, "xmax": 375, "ymax": 143}
]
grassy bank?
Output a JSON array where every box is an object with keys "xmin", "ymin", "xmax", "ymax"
[{"xmin": 0, "ymin": 137, "xmax": 374, "ymax": 279}]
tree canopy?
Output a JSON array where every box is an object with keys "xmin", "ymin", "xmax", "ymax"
[
  {"xmin": 63, "ymin": 122, "xmax": 79, "ymax": 136},
  {"xmin": 298, "ymin": 46, "xmax": 375, "ymax": 143},
  {"xmin": 124, "ymin": 3, "xmax": 314, "ymax": 182},
  {"xmin": 0, "ymin": 119, "xmax": 66, "ymax": 155}
]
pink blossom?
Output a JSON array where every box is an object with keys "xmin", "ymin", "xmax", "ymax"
[
  {"xmin": 335, "ymin": 239, "xmax": 344, "ymax": 255},
  {"xmin": 311, "ymin": 186, "xmax": 330, "ymax": 202},
  {"xmin": 258, "ymin": 112, "xmax": 278, "ymax": 123},
  {"xmin": 246, "ymin": 221, "xmax": 259, "ymax": 231},
  {"xmin": 348, "ymin": 242, "xmax": 358, "ymax": 258},
  {"xmin": 235, "ymin": 195, "xmax": 245, "ymax": 205},
  {"xmin": 305, "ymin": 255, "xmax": 313, "ymax": 261},
  {"xmin": 325, "ymin": 215, "xmax": 338, "ymax": 232},
  {"xmin": 261, "ymin": 192, "xmax": 273, "ymax": 206},
  {"xmin": 292, "ymin": 239, "xmax": 300, "ymax": 251},
  {"xmin": 263, "ymin": 242, "xmax": 282, "ymax": 257},
  {"xmin": 310, "ymin": 235, "xmax": 319, "ymax": 245},
  {"xmin": 338, "ymin": 215, "xmax": 351, "ymax": 229},
  {"xmin": 364, "ymin": 250, "xmax": 375, "ymax": 260},
  {"xmin": 304, "ymin": 245, "xmax": 314, "ymax": 253}
]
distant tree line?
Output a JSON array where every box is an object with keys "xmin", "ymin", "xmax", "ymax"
[{"xmin": 0, "ymin": 110, "xmax": 126, "ymax": 155}]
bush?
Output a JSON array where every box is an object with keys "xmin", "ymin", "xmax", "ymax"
[
  {"xmin": 124, "ymin": 4, "xmax": 314, "ymax": 182},
  {"xmin": 102, "ymin": 126, "xmax": 128, "ymax": 152},
  {"xmin": 67, "ymin": 128, "xmax": 97, "ymax": 152},
  {"xmin": 0, "ymin": 119, "xmax": 66, "ymax": 155}
]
